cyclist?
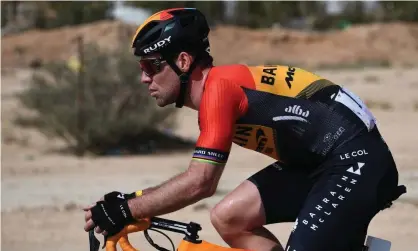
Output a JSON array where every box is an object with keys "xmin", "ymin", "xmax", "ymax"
[{"xmin": 83, "ymin": 8, "xmax": 406, "ymax": 251}]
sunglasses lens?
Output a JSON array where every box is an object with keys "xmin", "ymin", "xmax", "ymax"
[{"xmin": 139, "ymin": 60, "xmax": 156, "ymax": 76}]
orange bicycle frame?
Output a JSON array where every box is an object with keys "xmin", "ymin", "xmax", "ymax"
[{"xmin": 90, "ymin": 217, "xmax": 252, "ymax": 251}]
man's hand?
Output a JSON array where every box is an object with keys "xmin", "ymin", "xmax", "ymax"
[
  {"xmin": 83, "ymin": 199, "xmax": 134, "ymax": 237},
  {"xmin": 84, "ymin": 190, "xmax": 139, "ymax": 236}
]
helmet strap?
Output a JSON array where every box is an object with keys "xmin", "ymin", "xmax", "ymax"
[{"xmin": 165, "ymin": 53, "xmax": 201, "ymax": 108}]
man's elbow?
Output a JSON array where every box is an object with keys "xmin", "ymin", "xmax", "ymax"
[
  {"xmin": 196, "ymin": 180, "xmax": 217, "ymax": 198},
  {"xmin": 190, "ymin": 173, "xmax": 218, "ymax": 199},
  {"xmin": 187, "ymin": 161, "xmax": 225, "ymax": 199}
]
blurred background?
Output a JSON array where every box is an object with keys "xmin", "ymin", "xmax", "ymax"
[{"xmin": 1, "ymin": 1, "xmax": 418, "ymax": 251}]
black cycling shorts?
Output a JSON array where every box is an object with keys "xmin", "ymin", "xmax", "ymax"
[{"xmin": 248, "ymin": 127, "xmax": 405, "ymax": 251}]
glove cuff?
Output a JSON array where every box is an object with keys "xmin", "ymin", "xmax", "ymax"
[
  {"xmin": 120, "ymin": 200, "xmax": 135, "ymax": 223},
  {"xmin": 126, "ymin": 190, "xmax": 142, "ymax": 200}
]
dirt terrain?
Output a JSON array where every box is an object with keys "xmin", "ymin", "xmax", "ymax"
[
  {"xmin": 2, "ymin": 21, "xmax": 418, "ymax": 251},
  {"xmin": 2, "ymin": 21, "xmax": 418, "ymax": 68}
]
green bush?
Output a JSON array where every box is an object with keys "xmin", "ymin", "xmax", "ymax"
[{"xmin": 14, "ymin": 42, "xmax": 180, "ymax": 156}]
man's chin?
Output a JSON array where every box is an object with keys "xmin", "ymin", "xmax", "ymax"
[{"xmin": 156, "ymin": 98, "xmax": 171, "ymax": 107}]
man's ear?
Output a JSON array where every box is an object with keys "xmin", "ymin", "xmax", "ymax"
[{"xmin": 176, "ymin": 52, "xmax": 194, "ymax": 73}]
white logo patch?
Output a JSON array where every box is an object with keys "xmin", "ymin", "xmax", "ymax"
[{"xmin": 143, "ymin": 36, "xmax": 172, "ymax": 54}]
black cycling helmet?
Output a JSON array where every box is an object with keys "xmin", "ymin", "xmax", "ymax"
[{"xmin": 131, "ymin": 8, "xmax": 211, "ymax": 108}]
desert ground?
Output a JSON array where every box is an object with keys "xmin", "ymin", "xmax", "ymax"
[{"xmin": 2, "ymin": 66, "xmax": 418, "ymax": 251}]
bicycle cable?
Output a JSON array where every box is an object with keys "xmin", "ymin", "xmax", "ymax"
[{"xmin": 144, "ymin": 229, "xmax": 175, "ymax": 251}]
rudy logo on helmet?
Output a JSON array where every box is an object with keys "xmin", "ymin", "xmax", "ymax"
[{"xmin": 143, "ymin": 36, "xmax": 172, "ymax": 54}]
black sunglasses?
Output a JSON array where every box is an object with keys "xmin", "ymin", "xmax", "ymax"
[{"xmin": 139, "ymin": 57, "xmax": 167, "ymax": 76}]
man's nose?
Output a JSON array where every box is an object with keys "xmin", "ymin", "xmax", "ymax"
[{"xmin": 141, "ymin": 71, "xmax": 152, "ymax": 84}]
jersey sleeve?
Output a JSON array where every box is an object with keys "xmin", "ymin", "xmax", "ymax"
[{"xmin": 192, "ymin": 79, "xmax": 247, "ymax": 165}]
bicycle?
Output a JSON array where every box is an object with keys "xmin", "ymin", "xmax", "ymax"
[{"xmin": 88, "ymin": 216, "xmax": 393, "ymax": 251}]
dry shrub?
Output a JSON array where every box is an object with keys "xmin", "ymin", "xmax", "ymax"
[{"xmin": 14, "ymin": 42, "xmax": 189, "ymax": 156}]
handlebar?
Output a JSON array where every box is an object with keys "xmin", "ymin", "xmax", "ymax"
[
  {"xmin": 89, "ymin": 217, "xmax": 202, "ymax": 251},
  {"xmin": 106, "ymin": 218, "xmax": 151, "ymax": 251}
]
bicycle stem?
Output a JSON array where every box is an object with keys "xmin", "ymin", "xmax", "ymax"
[{"xmin": 149, "ymin": 217, "xmax": 203, "ymax": 243}]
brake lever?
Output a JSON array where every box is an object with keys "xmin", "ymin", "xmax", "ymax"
[
  {"xmin": 89, "ymin": 230, "xmax": 109, "ymax": 250},
  {"xmin": 89, "ymin": 230, "xmax": 101, "ymax": 251}
]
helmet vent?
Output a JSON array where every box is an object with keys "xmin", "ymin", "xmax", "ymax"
[
  {"xmin": 137, "ymin": 21, "xmax": 161, "ymax": 44},
  {"xmin": 164, "ymin": 22, "xmax": 175, "ymax": 32},
  {"xmin": 145, "ymin": 29, "xmax": 162, "ymax": 44}
]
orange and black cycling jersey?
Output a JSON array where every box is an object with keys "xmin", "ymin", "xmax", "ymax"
[{"xmin": 192, "ymin": 64, "xmax": 373, "ymax": 168}]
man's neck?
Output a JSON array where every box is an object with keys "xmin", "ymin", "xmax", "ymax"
[{"xmin": 184, "ymin": 66, "xmax": 212, "ymax": 111}]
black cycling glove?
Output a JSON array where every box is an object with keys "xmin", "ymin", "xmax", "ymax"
[{"xmin": 90, "ymin": 199, "xmax": 135, "ymax": 237}]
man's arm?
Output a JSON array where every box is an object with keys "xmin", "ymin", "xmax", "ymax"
[
  {"xmin": 128, "ymin": 160, "xmax": 225, "ymax": 219},
  {"xmin": 128, "ymin": 78, "xmax": 245, "ymax": 220}
]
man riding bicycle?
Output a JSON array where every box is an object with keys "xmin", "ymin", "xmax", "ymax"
[{"xmin": 84, "ymin": 8, "xmax": 406, "ymax": 251}]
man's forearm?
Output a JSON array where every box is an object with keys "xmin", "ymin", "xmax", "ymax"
[
  {"xmin": 128, "ymin": 168, "xmax": 213, "ymax": 219},
  {"xmin": 141, "ymin": 175, "xmax": 176, "ymax": 195},
  {"xmin": 140, "ymin": 169, "xmax": 193, "ymax": 195}
]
